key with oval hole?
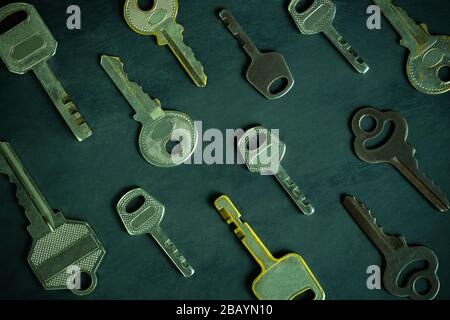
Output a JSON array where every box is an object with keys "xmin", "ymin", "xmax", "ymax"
[
  {"xmin": 100, "ymin": 55, "xmax": 198, "ymax": 167},
  {"xmin": 117, "ymin": 188, "xmax": 194, "ymax": 277},
  {"xmin": 124, "ymin": 0, "xmax": 207, "ymax": 87},
  {"xmin": 352, "ymin": 107, "xmax": 449, "ymax": 212},
  {"xmin": 343, "ymin": 195, "xmax": 440, "ymax": 300},
  {"xmin": 0, "ymin": 3, "xmax": 92, "ymax": 141},
  {"xmin": 214, "ymin": 195, "xmax": 324, "ymax": 300},
  {"xmin": 237, "ymin": 126, "xmax": 314, "ymax": 215},
  {"xmin": 373, "ymin": 0, "xmax": 449, "ymax": 95},
  {"xmin": 0, "ymin": 142, "xmax": 105, "ymax": 295},
  {"xmin": 219, "ymin": 9, "xmax": 295, "ymax": 100},
  {"xmin": 288, "ymin": 0, "xmax": 369, "ymax": 74}
]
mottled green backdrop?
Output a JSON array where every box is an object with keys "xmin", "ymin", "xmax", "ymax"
[{"xmin": 0, "ymin": 0, "xmax": 449, "ymax": 300}]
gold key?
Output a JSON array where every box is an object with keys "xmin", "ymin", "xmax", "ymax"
[
  {"xmin": 214, "ymin": 195, "xmax": 325, "ymax": 300},
  {"xmin": 124, "ymin": 0, "xmax": 207, "ymax": 87}
]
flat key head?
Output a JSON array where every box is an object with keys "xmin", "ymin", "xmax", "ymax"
[
  {"xmin": 288, "ymin": 0, "xmax": 336, "ymax": 35},
  {"xmin": 124, "ymin": 0, "xmax": 177, "ymax": 35},
  {"xmin": 116, "ymin": 188, "xmax": 164, "ymax": 235},
  {"xmin": 352, "ymin": 107, "xmax": 409, "ymax": 164},
  {"xmin": 0, "ymin": 3, "xmax": 56, "ymax": 74},
  {"xmin": 253, "ymin": 254, "xmax": 325, "ymax": 300},
  {"xmin": 407, "ymin": 34, "xmax": 450, "ymax": 95},
  {"xmin": 139, "ymin": 110, "xmax": 198, "ymax": 167},
  {"xmin": 384, "ymin": 245, "xmax": 440, "ymax": 300},
  {"xmin": 247, "ymin": 52, "xmax": 295, "ymax": 100},
  {"xmin": 28, "ymin": 217, "xmax": 105, "ymax": 295},
  {"xmin": 238, "ymin": 126, "xmax": 286, "ymax": 174}
]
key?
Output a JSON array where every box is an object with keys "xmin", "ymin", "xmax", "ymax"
[
  {"xmin": 343, "ymin": 195, "xmax": 440, "ymax": 300},
  {"xmin": 100, "ymin": 55, "xmax": 198, "ymax": 167},
  {"xmin": 116, "ymin": 188, "xmax": 194, "ymax": 277},
  {"xmin": 123, "ymin": 0, "xmax": 207, "ymax": 87},
  {"xmin": 214, "ymin": 195, "xmax": 324, "ymax": 300},
  {"xmin": 0, "ymin": 142, "xmax": 105, "ymax": 295},
  {"xmin": 219, "ymin": 9, "xmax": 294, "ymax": 100},
  {"xmin": 288, "ymin": 0, "xmax": 369, "ymax": 74},
  {"xmin": 237, "ymin": 126, "xmax": 314, "ymax": 215},
  {"xmin": 373, "ymin": 1, "xmax": 449, "ymax": 95},
  {"xmin": 352, "ymin": 107, "xmax": 449, "ymax": 212},
  {"xmin": 0, "ymin": 3, "xmax": 92, "ymax": 141}
]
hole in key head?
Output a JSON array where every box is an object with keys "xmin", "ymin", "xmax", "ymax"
[
  {"xmin": 125, "ymin": 195, "xmax": 146, "ymax": 214},
  {"xmin": 291, "ymin": 288, "xmax": 316, "ymax": 300},
  {"xmin": 0, "ymin": 10, "xmax": 28, "ymax": 35},
  {"xmin": 166, "ymin": 138, "xmax": 182, "ymax": 155},
  {"xmin": 294, "ymin": 0, "xmax": 315, "ymax": 13},
  {"xmin": 269, "ymin": 77, "xmax": 289, "ymax": 95},
  {"xmin": 414, "ymin": 277, "xmax": 431, "ymax": 296},
  {"xmin": 137, "ymin": 0, "xmax": 155, "ymax": 11},
  {"xmin": 364, "ymin": 120, "xmax": 394, "ymax": 150},
  {"xmin": 438, "ymin": 65, "xmax": 450, "ymax": 82},
  {"xmin": 397, "ymin": 260, "xmax": 428, "ymax": 288},
  {"xmin": 359, "ymin": 115, "xmax": 377, "ymax": 133}
]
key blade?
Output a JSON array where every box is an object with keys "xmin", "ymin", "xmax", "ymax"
[
  {"xmin": 394, "ymin": 146, "xmax": 450, "ymax": 212},
  {"xmin": 150, "ymin": 226, "xmax": 195, "ymax": 278},
  {"xmin": 32, "ymin": 62, "xmax": 92, "ymax": 142},
  {"xmin": 100, "ymin": 55, "xmax": 165, "ymax": 121},
  {"xmin": 0, "ymin": 142, "xmax": 56, "ymax": 231},
  {"xmin": 159, "ymin": 19, "xmax": 207, "ymax": 87},
  {"xmin": 219, "ymin": 9, "xmax": 261, "ymax": 59},
  {"xmin": 373, "ymin": 0, "xmax": 431, "ymax": 51},
  {"xmin": 342, "ymin": 196, "xmax": 405, "ymax": 255},
  {"xmin": 214, "ymin": 195, "xmax": 278, "ymax": 270}
]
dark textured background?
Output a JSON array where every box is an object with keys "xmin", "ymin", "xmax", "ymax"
[{"xmin": 0, "ymin": 0, "xmax": 449, "ymax": 300}]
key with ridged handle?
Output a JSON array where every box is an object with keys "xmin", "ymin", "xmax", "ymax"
[
  {"xmin": 116, "ymin": 188, "xmax": 194, "ymax": 277},
  {"xmin": 214, "ymin": 195, "xmax": 324, "ymax": 300},
  {"xmin": 124, "ymin": 0, "xmax": 207, "ymax": 87},
  {"xmin": 237, "ymin": 126, "xmax": 314, "ymax": 215},
  {"xmin": 0, "ymin": 3, "xmax": 92, "ymax": 141},
  {"xmin": 288, "ymin": 0, "xmax": 369, "ymax": 74},
  {"xmin": 0, "ymin": 142, "xmax": 105, "ymax": 295}
]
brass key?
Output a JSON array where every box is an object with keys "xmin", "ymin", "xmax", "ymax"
[
  {"xmin": 124, "ymin": 0, "xmax": 207, "ymax": 87},
  {"xmin": 214, "ymin": 195, "xmax": 324, "ymax": 300}
]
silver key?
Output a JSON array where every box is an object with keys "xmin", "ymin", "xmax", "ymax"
[
  {"xmin": 288, "ymin": 0, "xmax": 369, "ymax": 74},
  {"xmin": 0, "ymin": 3, "xmax": 92, "ymax": 141},
  {"xmin": 343, "ymin": 196, "xmax": 440, "ymax": 300},
  {"xmin": 238, "ymin": 126, "xmax": 314, "ymax": 215},
  {"xmin": 100, "ymin": 55, "xmax": 198, "ymax": 167},
  {"xmin": 219, "ymin": 9, "xmax": 295, "ymax": 100},
  {"xmin": 116, "ymin": 188, "xmax": 194, "ymax": 277},
  {"xmin": 373, "ymin": 0, "xmax": 450, "ymax": 95},
  {"xmin": 0, "ymin": 142, "xmax": 105, "ymax": 295},
  {"xmin": 352, "ymin": 107, "xmax": 449, "ymax": 212},
  {"xmin": 123, "ymin": 0, "xmax": 207, "ymax": 87}
]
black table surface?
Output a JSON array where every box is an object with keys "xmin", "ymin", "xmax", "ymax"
[{"xmin": 0, "ymin": 0, "xmax": 449, "ymax": 300}]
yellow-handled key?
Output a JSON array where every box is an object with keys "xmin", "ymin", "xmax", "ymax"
[{"xmin": 214, "ymin": 195, "xmax": 325, "ymax": 300}]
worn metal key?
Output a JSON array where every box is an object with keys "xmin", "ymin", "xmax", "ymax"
[
  {"xmin": 0, "ymin": 3, "xmax": 92, "ymax": 141},
  {"xmin": 124, "ymin": 0, "xmax": 206, "ymax": 87},
  {"xmin": 343, "ymin": 196, "xmax": 440, "ymax": 300},
  {"xmin": 238, "ymin": 126, "xmax": 314, "ymax": 215},
  {"xmin": 117, "ymin": 188, "xmax": 194, "ymax": 277},
  {"xmin": 0, "ymin": 142, "xmax": 105, "ymax": 295},
  {"xmin": 373, "ymin": 0, "xmax": 449, "ymax": 94},
  {"xmin": 214, "ymin": 195, "xmax": 324, "ymax": 300},
  {"xmin": 219, "ymin": 9, "xmax": 295, "ymax": 100},
  {"xmin": 101, "ymin": 55, "xmax": 198, "ymax": 167},
  {"xmin": 288, "ymin": 0, "xmax": 369, "ymax": 74},
  {"xmin": 352, "ymin": 107, "xmax": 449, "ymax": 212}
]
